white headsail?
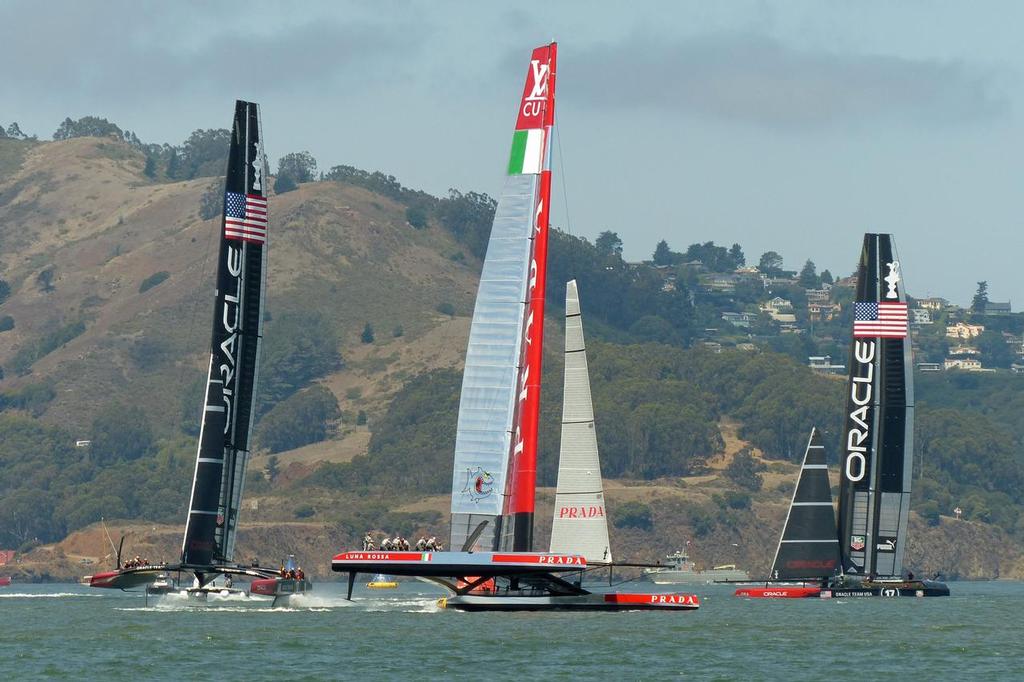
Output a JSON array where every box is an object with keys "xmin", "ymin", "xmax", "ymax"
[{"xmin": 549, "ymin": 280, "xmax": 612, "ymax": 563}]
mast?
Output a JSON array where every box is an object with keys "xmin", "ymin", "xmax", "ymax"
[
  {"xmin": 836, "ymin": 234, "xmax": 912, "ymax": 578},
  {"xmin": 769, "ymin": 428, "xmax": 839, "ymax": 580},
  {"xmin": 449, "ymin": 43, "xmax": 557, "ymax": 553},
  {"xmin": 549, "ymin": 280, "xmax": 612, "ymax": 564},
  {"xmin": 181, "ymin": 101, "xmax": 268, "ymax": 572}
]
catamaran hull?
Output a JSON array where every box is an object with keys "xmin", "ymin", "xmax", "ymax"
[
  {"xmin": 821, "ymin": 580, "xmax": 949, "ymax": 598},
  {"xmin": 734, "ymin": 585, "xmax": 822, "ymax": 598},
  {"xmin": 249, "ymin": 577, "xmax": 312, "ymax": 598},
  {"xmin": 439, "ymin": 592, "xmax": 700, "ymax": 612},
  {"xmin": 647, "ymin": 568, "xmax": 749, "ymax": 584},
  {"xmin": 86, "ymin": 568, "xmax": 164, "ymax": 590}
]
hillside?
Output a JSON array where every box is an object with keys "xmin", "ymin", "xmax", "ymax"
[{"xmin": 1, "ymin": 134, "xmax": 1023, "ymax": 581}]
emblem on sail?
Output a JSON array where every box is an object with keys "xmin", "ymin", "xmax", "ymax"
[
  {"xmin": 850, "ymin": 535, "xmax": 866, "ymax": 551},
  {"xmin": 252, "ymin": 139, "xmax": 264, "ymax": 191},
  {"xmin": 884, "ymin": 261, "xmax": 900, "ymax": 299},
  {"xmin": 461, "ymin": 467, "xmax": 494, "ymax": 502}
]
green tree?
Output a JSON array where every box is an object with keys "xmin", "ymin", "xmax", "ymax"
[
  {"xmin": 361, "ymin": 323, "xmax": 375, "ymax": 344},
  {"xmin": 199, "ymin": 184, "xmax": 221, "ymax": 219},
  {"xmin": 0, "ymin": 278, "xmax": 10, "ymax": 304},
  {"xmin": 91, "ymin": 404, "xmax": 153, "ymax": 464},
  {"xmin": 798, "ymin": 259, "xmax": 819, "ymax": 289},
  {"xmin": 725, "ymin": 448, "xmax": 764, "ymax": 491},
  {"xmin": 178, "ymin": 128, "xmax": 231, "ymax": 178},
  {"xmin": 653, "ymin": 240, "xmax": 674, "ymax": 266},
  {"xmin": 435, "ymin": 189, "xmax": 496, "ymax": 259},
  {"xmin": 143, "ymin": 155, "xmax": 157, "ymax": 179},
  {"xmin": 165, "ymin": 150, "xmax": 180, "ymax": 179},
  {"xmin": 406, "ymin": 205, "xmax": 428, "ymax": 229},
  {"xmin": 729, "ymin": 243, "xmax": 745, "ymax": 267},
  {"xmin": 52, "ymin": 116, "xmax": 123, "ymax": 140},
  {"xmin": 255, "ymin": 385, "xmax": 340, "ymax": 453},
  {"xmin": 595, "ymin": 231, "xmax": 623, "ymax": 258},
  {"xmin": 277, "ymin": 151, "xmax": 318, "ymax": 184},
  {"xmin": 977, "ymin": 330, "xmax": 1014, "ymax": 368},
  {"xmin": 820, "ymin": 269, "xmax": 834, "ymax": 285},
  {"xmin": 758, "ymin": 251, "xmax": 784, "ymax": 278},
  {"xmin": 612, "ymin": 501, "xmax": 653, "ymax": 530},
  {"xmin": 273, "ymin": 173, "xmax": 298, "ymax": 194},
  {"xmin": 972, "ymin": 281, "xmax": 989, "ymax": 314}
]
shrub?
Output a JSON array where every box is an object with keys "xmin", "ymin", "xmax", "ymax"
[
  {"xmin": 405, "ymin": 205, "xmax": 428, "ymax": 229},
  {"xmin": 0, "ymin": 315, "xmax": 13, "ymax": 332},
  {"xmin": 294, "ymin": 504, "xmax": 315, "ymax": 519},
  {"xmin": 436, "ymin": 302, "xmax": 455, "ymax": 317},
  {"xmin": 138, "ymin": 271, "xmax": 170, "ymax": 293},
  {"xmin": 273, "ymin": 174, "xmax": 297, "ymax": 194},
  {"xmin": 613, "ymin": 501, "xmax": 653, "ymax": 530},
  {"xmin": 361, "ymin": 323, "xmax": 375, "ymax": 344},
  {"xmin": 255, "ymin": 385, "xmax": 340, "ymax": 453},
  {"xmin": 725, "ymin": 449, "xmax": 764, "ymax": 491}
]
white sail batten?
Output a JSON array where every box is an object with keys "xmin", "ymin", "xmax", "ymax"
[
  {"xmin": 549, "ymin": 280, "xmax": 612, "ymax": 563},
  {"xmin": 450, "ymin": 173, "xmax": 538, "ymax": 551}
]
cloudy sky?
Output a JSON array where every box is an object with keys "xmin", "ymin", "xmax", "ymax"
[{"xmin": 2, "ymin": 0, "xmax": 1022, "ymax": 304}]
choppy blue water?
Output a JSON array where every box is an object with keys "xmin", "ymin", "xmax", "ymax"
[{"xmin": 3, "ymin": 581, "xmax": 1022, "ymax": 680}]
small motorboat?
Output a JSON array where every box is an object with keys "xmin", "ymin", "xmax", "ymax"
[
  {"xmin": 366, "ymin": 574, "xmax": 398, "ymax": 589},
  {"xmin": 0, "ymin": 576, "xmax": 11, "ymax": 587}
]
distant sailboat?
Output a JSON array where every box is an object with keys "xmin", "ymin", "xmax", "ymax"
[
  {"xmin": 549, "ymin": 280, "xmax": 612, "ymax": 564},
  {"xmin": 738, "ymin": 234, "xmax": 948, "ymax": 599}
]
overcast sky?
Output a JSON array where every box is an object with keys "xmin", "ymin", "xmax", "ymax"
[{"xmin": 3, "ymin": 0, "xmax": 1022, "ymax": 305}]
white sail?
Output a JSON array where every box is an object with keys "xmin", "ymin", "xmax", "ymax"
[
  {"xmin": 449, "ymin": 174, "xmax": 537, "ymax": 551},
  {"xmin": 549, "ymin": 280, "xmax": 612, "ymax": 563}
]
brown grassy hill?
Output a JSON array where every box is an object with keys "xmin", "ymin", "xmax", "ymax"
[{"xmin": 0, "ymin": 137, "xmax": 478, "ymax": 441}]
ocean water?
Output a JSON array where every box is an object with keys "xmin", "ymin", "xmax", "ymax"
[{"xmin": 3, "ymin": 580, "xmax": 1023, "ymax": 680}]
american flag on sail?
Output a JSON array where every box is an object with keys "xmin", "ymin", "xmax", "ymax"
[
  {"xmin": 224, "ymin": 191, "xmax": 267, "ymax": 243},
  {"xmin": 853, "ymin": 301, "xmax": 908, "ymax": 338}
]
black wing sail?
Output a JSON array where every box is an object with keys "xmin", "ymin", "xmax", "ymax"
[
  {"xmin": 181, "ymin": 101, "xmax": 268, "ymax": 568},
  {"xmin": 837, "ymin": 233, "xmax": 913, "ymax": 578},
  {"xmin": 770, "ymin": 428, "xmax": 840, "ymax": 580}
]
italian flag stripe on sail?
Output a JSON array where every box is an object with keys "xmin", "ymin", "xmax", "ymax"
[{"xmin": 508, "ymin": 128, "xmax": 544, "ymax": 175}]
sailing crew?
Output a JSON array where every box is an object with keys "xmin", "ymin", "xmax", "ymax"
[
  {"xmin": 362, "ymin": 533, "xmax": 374, "ymax": 551},
  {"xmin": 415, "ymin": 537, "xmax": 428, "ymax": 551},
  {"xmin": 392, "ymin": 535, "xmax": 402, "ymax": 551},
  {"xmin": 296, "ymin": 568, "xmax": 305, "ymax": 580},
  {"xmin": 381, "ymin": 536, "xmax": 393, "ymax": 551}
]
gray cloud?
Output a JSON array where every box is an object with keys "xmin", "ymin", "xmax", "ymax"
[{"xmin": 564, "ymin": 32, "xmax": 1008, "ymax": 129}]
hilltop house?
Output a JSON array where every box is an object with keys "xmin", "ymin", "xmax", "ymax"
[
  {"xmin": 721, "ymin": 311, "xmax": 756, "ymax": 328},
  {"xmin": 918, "ymin": 297, "xmax": 948, "ymax": 311},
  {"xmin": 910, "ymin": 309, "xmax": 932, "ymax": 325},
  {"xmin": 808, "ymin": 302, "xmax": 840, "ymax": 322},
  {"xmin": 808, "ymin": 355, "xmax": 845, "ymax": 375},
  {"xmin": 761, "ymin": 297, "xmax": 797, "ymax": 324},
  {"xmin": 805, "ymin": 286, "xmax": 832, "ymax": 304},
  {"xmin": 945, "ymin": 357, "xmax": 983, "ymax": 371},
  {"xmin": 946, "ymin": 322, "xmax": 984, "ymax": 339},
  {"xmin": 984, "ymin": 301, "xmax": 1012, "ymax": 315}
]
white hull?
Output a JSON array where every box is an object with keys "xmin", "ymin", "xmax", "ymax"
[{"xmin": 646, "ymin": 568, "xmax": 749, "ymax": 585}]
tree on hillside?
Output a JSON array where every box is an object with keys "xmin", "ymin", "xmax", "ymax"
[
  {"xmin": 165, "ymin": 150, "xmax": 180, "ymax": 179},
  {"xmin": 52, "ymin": 116, "xmax": 123, "ymax": 140},
  {"xmin": 143, "ymin": 155, "xmax": 157, "ymax": 179},
  {"xmin": 6, "ymin": 122, "xmax": 29, "ymax": 139},
  {"xmin": 683, "ymin": 241, "xmax": 738, "ymax": 272},
  {"xmin": 255, "ymin": 385, "xmax": 340, "ymax": 453},
  {"xmin": 725, "ymin": 448, "xmax": 764, "ymax": 491},
  {"xmin": 178, "ymin": 128, "xmax": 231, "ymax": 178},
  {"xmin": 595, "ymin": 231, "xmax": 623, "ymax": 258},
  {"xmin": 758, "ymin": 251, "xmax": 784, "ymax": 278},
  {"xmin": 199, "ymin": 184, "xmax": 221, "ymax": 219},
  {"xmin": 0, "ymin": 278, "xmax": 10, "ymax": 305},
  {"xmin": 729, "ymin": 243, "xmax": 745, "ymax": 267},
  {"xmin": 277, "ymin": 151, "xmax": 318, "ymax": 184},
  {"xmin": 361, "ymin": 322, "xmax": 375, "ymax": 344},
  {"xmin": 435, "ymin": 189, "xmax": 497, "ymax": 260},
  {"xmin": 91, "ymin": 404, "xmax": 153, "ymax": 465},
  {"xmin": 653, "ymin": 239, "xmax": 674, "ymax": 266},
  {"xmin": 273, "ymin": 174, "xmax": 298, "ymax": 194},
  {"xmin": 972, "ymin": 281, "xmax": 989, "ymax": 314},
  {"xmin": 977, "ymin": 330, "xmax": 1014, "ymax": 368},
  {"xmin": 820, "ymin": 269, "xmax": 833, "ymax": 285},
  {"xmin": 798, "ymin": 259, "xmax": 819, "ymax": 289}
]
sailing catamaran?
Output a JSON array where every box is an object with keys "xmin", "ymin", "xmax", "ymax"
[
  {"xmin": 737, "ymin": 234, "xmax": 948, "ymax": 598},
  {"xmin": 86, "ymin": 101, "xmax": 308, "ymax": 602},
  {"xmin": 332, "ymin": 46, "xmax": 697, "ymax": 611}
]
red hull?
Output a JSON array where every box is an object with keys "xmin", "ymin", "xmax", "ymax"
[
  {"xmin": 734, "ymin": 586, "xmax": 821, "ymax": 599},
  {"xmin": 249, "ymin": 577, "xmax": 311, "ymax": 597}
]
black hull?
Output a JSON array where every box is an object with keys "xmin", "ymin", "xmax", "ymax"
[{"xmin": 823, "ymin": 579, "xmax": 949, "ymax": 598}]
